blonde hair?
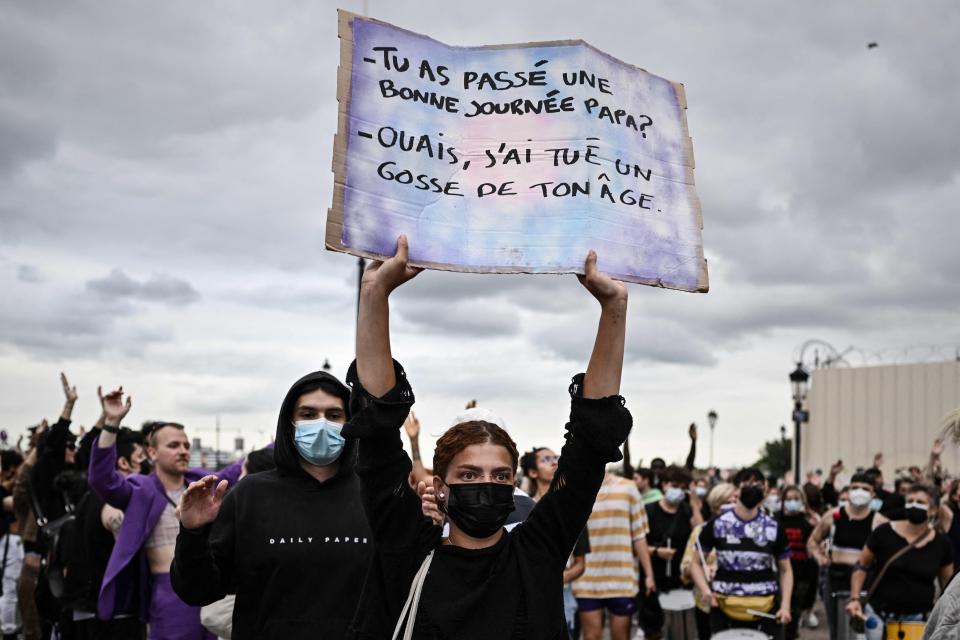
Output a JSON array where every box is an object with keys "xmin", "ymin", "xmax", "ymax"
[{"xmin": 707, "ymin": 482, "xmax": 735, "ymax": 512}]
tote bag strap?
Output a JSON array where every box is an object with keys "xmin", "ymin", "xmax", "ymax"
[{"xmin": 392, "ymin": 550, "xmax": 435, "ymax": 640}]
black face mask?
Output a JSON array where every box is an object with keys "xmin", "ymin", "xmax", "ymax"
[
  {"xmin": 443, "ymin": 482, "xmax": 515, "ymax": 538},
  {"xmin": 739, "ymin": 484, "xmax": 764, "ymax": 509},
  {"xmin": 906, "ymin": 506, "xmax": 929, "ymax": 525},
  {"xmin": 139, "ymin": 458, "xmax": 154, "ymax": 476}
]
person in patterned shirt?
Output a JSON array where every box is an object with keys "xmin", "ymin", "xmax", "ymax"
[{"xmin": 689, "ymin": 467, "xmax": 793, "ymax": 638}]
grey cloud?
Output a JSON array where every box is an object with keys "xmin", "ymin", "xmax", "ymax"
[
  {"xmin": 17, "ymin": 264, "xmax": 43, "ymax": 283},
  {"xmin": 531, "ymin": 310, "xmax": 718, "ymax": 367},
  {"xmin": 86, "ymin": 269, "xmax": 199, "ymax": 306},
  {"xmin": 396, "ymin": 297, "xmax": 523, "ymax": 337}
]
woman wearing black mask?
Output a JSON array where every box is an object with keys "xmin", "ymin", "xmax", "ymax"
[
  {"xmin": 344, "ymin": 237, "xmax": 632, "ymax": 640},
  {"xmin": 847, "ymin": 484, "xmax": 954, "ymax": 629}
]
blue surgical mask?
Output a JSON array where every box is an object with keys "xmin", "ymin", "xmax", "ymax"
[
  {"xmin": 694, "ymin": 486, "xmax": 708, "ymax": 498},
  {"xmin": 784, "ymin": 499, "xmax": 804, "ymax": 514},
  {"xmin": 665, "ymin": 487, "xmax": 685, "ymax": 505},
  {"xmin": 869, "ymin": 497, "xmax": 883, "ymax": 512},
  {"xmin": 292, "ymin": 418, "xmax": 345, "ymax": 466}
]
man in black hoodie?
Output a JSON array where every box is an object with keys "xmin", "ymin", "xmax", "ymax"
[{"xmin": 171, "ymin": 371, "xmax": 372, "ymax": 640}]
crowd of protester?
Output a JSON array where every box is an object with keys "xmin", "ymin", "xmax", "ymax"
[{"xmin": 2, "ymin": 241, "xmax": 960, "ymax": 639}]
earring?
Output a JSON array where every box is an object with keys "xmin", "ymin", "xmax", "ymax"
[{"xmin": 439, "ymin": 493, "xmax": 445, "ymax": 499}]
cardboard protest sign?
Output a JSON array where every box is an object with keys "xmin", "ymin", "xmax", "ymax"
[{"xmin": 327, "ymin": 10, "xmax": 708, "ymax": 292}]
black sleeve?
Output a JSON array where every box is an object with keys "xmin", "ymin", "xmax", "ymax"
[
  {"xmin": 865, "ymin": 524, "xmax": 889, "ymax": 565},
  {"xmin": 515, "ymin": 373, "xmax": 632, "ymax": 566},
  {"xmin": 698, "ymin": 518, "xmax": 717, "ymax": 553},
  {"xmin": 573, "ymin": 528, "xmax": 590, "ymax": 557},
  {"xmin": 821, "ymin": 481, "xmax": 838, "ymax": 507},
  {"xmin": 340, "ymin": 359, "xmax": 436, "ymax": 552},
  {"xmin": 340, "ymin": 360, "xmax": 440, "ymax": 633},
  {"xmin": 774, "ymin": 520, "xmax": 791, "ymax": 559},
  {"xmin": 31, "ymin": 417, "xmax": 72, "ymax": 517},
  {"xmin": 685, "ymin": 436, "xmax": 696, "ymax": 471},
  {"xmin": 170, "ymin": 487, "xmax": 237, "ymax": 606},
  {"xmin": 941, "ymin": 534, "xmax": 955, "ymax": 568}
]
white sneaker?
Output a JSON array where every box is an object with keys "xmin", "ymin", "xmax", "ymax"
[
  {"xmin": 632, "ymin": 628, "xmax": 645, "ymax": 640},
  {"xmin": 806, "ymin": 611, "xmax": 819, "ymax": 628}
]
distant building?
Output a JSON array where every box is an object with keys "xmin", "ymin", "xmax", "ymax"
[
  {"xmin": 803, "ymin": 361, "xmax": 960, "ymax": 481},
  {"xmin": 189, "ymin": 437, "xmax": 243, "ymax": 470}
]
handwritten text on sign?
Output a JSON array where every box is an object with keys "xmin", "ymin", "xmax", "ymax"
[{"xmin": 326, "ymin": 11, "xmax": 707, "ymax": 292}]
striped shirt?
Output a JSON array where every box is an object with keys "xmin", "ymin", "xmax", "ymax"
[{"xmin": 573, "ymin": 475, "xmax": 648, "ymax": 599}]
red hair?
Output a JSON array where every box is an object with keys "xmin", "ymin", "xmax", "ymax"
[{"xmin": 433, "ymin": 421, "xmax": 519, "ymax": 481}]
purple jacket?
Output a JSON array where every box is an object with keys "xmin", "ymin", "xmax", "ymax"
[{"xmin": 88, "ymin": 439, "xmax": 243, "ymax": 620}]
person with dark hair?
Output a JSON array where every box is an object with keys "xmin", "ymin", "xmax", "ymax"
[
  {"xmin": 807, "ymin": 471, "xmax": 887, "ymax": 640},
  {"xmin": 64, "ymin": 427, "xmax": 146, "ymax": 639},
  {"xmin": 864, "ymin": 464, "xmax": 901, "ymax": 517},
  {"xmin": 641, "ymin": 464, "xmax": 702, "ymax": 639},
  {"xmin": 847, "ymin": 484, "xmax": 954, "ymax": 631},
  {"xmin": 522, "ymin": 445, "xmax": 591, "ymax": 636},
  {"xmin": 172, "ymin": 368, "xmax": 371, "ymax": 640},
  {"xmin": 776, "ymin": 485, "xmax": 819, "ymax": 640},
  {"xmin": 14, "ymin": 373, "xmax": 79, "ymax": 640},
  {"xmin": 634, "ymin": 467, "xmax": 663, "ymax": 505},
  {"xmin": 90, "ymin": 388, "xmax": 243, "ymax": 640},
  {"xmin": 241, "ymin": 447, "xmax": 276, "ymax": 477},
  {"xmin": 344, "ymin": 238, "xmax": 633, "ymax": 639},
  {"xmin": 690, "ymin": 467, "xmax": 793, "ymax": 638}
]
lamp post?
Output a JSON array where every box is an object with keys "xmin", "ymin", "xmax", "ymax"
[
  {"xmin": 707, "ymin": 409, "xmax": 718, "ymax": 468},
  {"xmin": 789, "ymin": 362, "xmax": 810, "ymax": 482}
]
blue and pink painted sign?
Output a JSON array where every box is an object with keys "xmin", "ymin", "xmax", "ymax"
[{"xmin": 326, "ymin": 11, "xmax": 708, "ymax": 292}]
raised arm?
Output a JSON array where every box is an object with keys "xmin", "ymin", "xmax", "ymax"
[
  {"xmin": 516, "ymin": 251, "xmax": 632, "ymax": 562},
  {"xmin": 356, "ymin": 235, "xmax": 421, "ymax": 397},
  {"xmin": 580, "ymin": 251, "xmax": 627, "ymax": 398},
  {"xmin": 88, "ymin": 386, "xmax": 135, "ymax": 509},
  {"xmin": 685, "ymin": 423, "xmax": 697, "ymax": 470}
]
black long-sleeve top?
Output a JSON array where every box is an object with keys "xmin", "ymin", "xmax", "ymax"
[
  {"xmin": 171, "ymin": 369, "xmax": 372, "ymax": 640},
  {"xmin": 32, "ymin": 417, "xmax": 74, "ymax": 522},
  {"xmin": 344, "ymin": 361, "xmax": 632, "ymax": 640}
]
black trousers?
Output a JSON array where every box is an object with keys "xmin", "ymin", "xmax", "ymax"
[{"xmin": 74, "ymin": 617, "xmax": 145, "ymax": 640}]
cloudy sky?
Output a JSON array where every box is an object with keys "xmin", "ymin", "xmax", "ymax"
[{"xmin": 2, "ymin": 1, "xmax": 959, "ymax": 468}]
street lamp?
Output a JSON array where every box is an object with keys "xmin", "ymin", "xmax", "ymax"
[
  {"xmin": 789, "ymin": 362, "xmax": 810, "ymax": 482},
  {"xmin": 707, "ymin": 409, "xmax": 718, "ymax": 468}
]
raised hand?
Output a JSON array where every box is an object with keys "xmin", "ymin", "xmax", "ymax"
[
  {"xmin": 360, "ymin": 235, "xmax": 422, "ymax": 297},
  {"xmin": 932, "ymin": 438, "xmax": 945, "ymax": 458},
  {"xmin": 689, "ymin": 423, "xmax": 697, "ymax": 441},
  {"xmin": 465, "ymin": 399, "xmax": 477, "ymax": 410},
  {"xmin": 829, "ymin": 459, "xmax": 844, "ymax": 478},
  {"xmin": 418, "ymin": 481, "xmax": 443, "ymax": 527},
  {"xmin": 60, "ymin": 372, "xmax": 78, "ymax": 403},
  {"xmin": 178, "ymin": 475, "xmax": 228, "ymax": 530},
  {"xmin": 403, "ymin": 411, "xmax": 421, "ymax": 440},
  {"xmin": 577, "ymin": 250, "xmax": 627, "ymax": 307},
  {"xmin": 98, "ymin": 386, "xmax": 132, "ymax": 427},
  {"xmin": 873, "ymin": 452, "xmax": 884, "ymax": 468}
]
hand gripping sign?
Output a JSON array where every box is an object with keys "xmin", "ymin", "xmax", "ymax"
[{"xmin": 327, "ymin": 10, "xmax": 708, "ymax": 293}]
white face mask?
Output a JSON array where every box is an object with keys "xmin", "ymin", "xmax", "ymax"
[
  {"xmin": 764, "ymin": 496, "xmax": 781, "ymax": 512},
  {"xmin": 848, "ymin": 488, "xmax": 872, "ymax": 507}
]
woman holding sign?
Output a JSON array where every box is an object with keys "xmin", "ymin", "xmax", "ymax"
[{"xmin": 343, "ymin": 236, "xmax": 632, "ymax": 639}]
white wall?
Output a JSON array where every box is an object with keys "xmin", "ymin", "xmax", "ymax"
[{"xmin": 803, "ymin": 361, "xmax": 960, "ymax": 482}]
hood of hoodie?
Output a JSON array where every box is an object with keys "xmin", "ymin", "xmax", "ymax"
[{"xmin": 273, "ymin": 370, "xmax": 354, "ymax": 482}]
